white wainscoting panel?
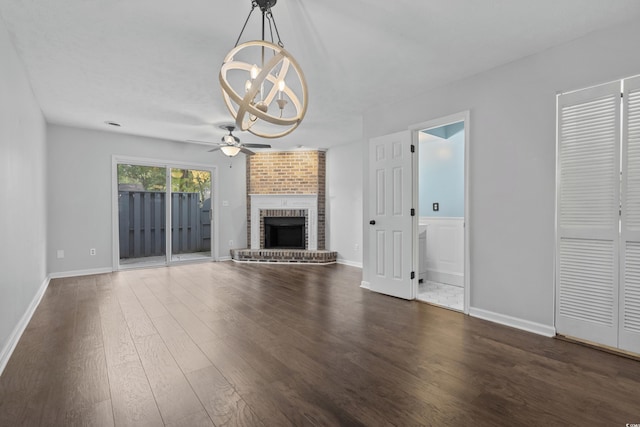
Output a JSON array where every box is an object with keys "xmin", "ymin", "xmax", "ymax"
[{"xmin": 419, "ymin": 217, "xmax": 464, "ymax": 287}]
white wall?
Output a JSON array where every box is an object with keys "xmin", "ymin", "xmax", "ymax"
[
  {"xmin": 47, "ymin": 125, "xmax": 247, "ymax": 275},
  {"xmin": 326, "ymin": 141, "xmax": 363, "ymax": 267},
  {"xmin": 363, "ymin": 19, "xmax": 640, "ymax": 331},
  {"xmin": 0, "ymin": 17, "xmax": 48, "ymax": 370},
  {"xmin": 418, "ymin": 128, "xmax": 465, "ymax": 217}
]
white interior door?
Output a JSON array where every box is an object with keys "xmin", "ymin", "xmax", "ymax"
[
  {"xmin": 556, "ymin": 81, "xmax": 621, "ymax": 347},
  {"xmin": 368, "ymin": 131, "xmax": 414, "ymax": 299},
  {"xmin": 620, "ymin": 75, "xmax": 640, "ymax": 354}
]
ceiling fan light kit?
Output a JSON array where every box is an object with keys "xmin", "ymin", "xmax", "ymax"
[
  {"xmin": 190, "ymin": 124, "xmax": 271, "ymax": 157},
  {"xmin": 185, "ymin": 123, "xmax": 271, "ymax": 157},
  {"xmin": 220, "ymin": 145, "xmax": 242, "ymax": 157},
  {"xmin": 219, "ymin": 0, "xmax": 308, "ymax": 139}
]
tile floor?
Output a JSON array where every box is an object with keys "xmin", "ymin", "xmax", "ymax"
[{"xmin": 417, "ymin": 281, "xmax": 464, "ymax": 311}]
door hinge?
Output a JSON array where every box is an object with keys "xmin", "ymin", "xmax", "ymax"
[
  {"xmin": 410, "ymin": 208, "xmax": 415, "ymax": 216},
  {"xmin": 411, "ymin": 144, "xmax": 415, "ymax": 153},
  {"xmin": 411, "ymin": 271, "xmax": 415, "ymax": 280}
]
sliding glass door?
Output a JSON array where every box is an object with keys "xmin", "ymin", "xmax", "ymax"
[
  {"xmin": 170, "ymin": 168, "xmax": 212, "ymax": 262},
  {"xmin": 116, "ymin": 162, "xmax": 213, "ymax": 268}
]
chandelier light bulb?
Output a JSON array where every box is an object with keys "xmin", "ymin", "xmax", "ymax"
[
  {"xmin": 278, "ymin": 80, "xmax": 286, "ymax": 100},
  {"xmin": 250, "ymin": 64, "xmax": 259, "ymax": 80}
]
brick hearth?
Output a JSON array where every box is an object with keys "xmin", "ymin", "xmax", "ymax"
[{"xmin": 231, "ymin": 249, "xmax": 337, "ymax": 264}]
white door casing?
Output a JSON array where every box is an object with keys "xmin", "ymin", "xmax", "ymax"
[{"xmin": 368, "ymin": 131, "xmax": 414, "ymax": 299}]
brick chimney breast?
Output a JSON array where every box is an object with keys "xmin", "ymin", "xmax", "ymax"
[{"xmin": 246, "ymin": 150, "xmax": 326, "ymax": 250}]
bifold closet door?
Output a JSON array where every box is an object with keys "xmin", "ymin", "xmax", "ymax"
[
  {"xmin": 620, "ymin": 75, "xmax": 640, "ymax": 354},
  {"xmin": 556, "ymin": 81, "xmax": 621, "ymax": 347}
]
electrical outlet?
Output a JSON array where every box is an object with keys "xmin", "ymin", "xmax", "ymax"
[
  {"xmin": 354, "ymin": 243, "xmax": 359, "ymax": 252},
  {"xmin": 57, "ymin": 250, "xmax": 64, "ymax": 259},
  {"xmin": 228, "ymin": 240, "xmax": 233, "ymax": 247},
  {"xmin": 433, "ymin": 202, "xmax": 439, "ymax": 212},
  {"xmin": 222, "ymin": 200, "xmax": 229, "ymax": 207},
  {"xmin": 90, "ymin": 248, "xmax": 96, "ymax": 256}
]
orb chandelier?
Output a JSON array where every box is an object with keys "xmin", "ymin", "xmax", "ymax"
[{"xmin": 219, "ymin": 0, "xmax": 308, "ymax": 139}]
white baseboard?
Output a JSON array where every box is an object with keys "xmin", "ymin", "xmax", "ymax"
[
  {"xmin": 48, "ymin": 267, "xmax": 113, "ymax": 279},
  {"xmin": 337, "ymin": 259, "xmax": 363, "ymax": 268},
  {"xmin": 0, "ymin": 276, "xmax": 50, "ymax": 376},
  {"xmin": 469, "ymin": 307, "xmax": 556, "ymax": 337},
  {"xmin": 218, "ymin": 256, "xmax": 232, "ymax": 262},
  {"xmin": 426, "ymin": 269, "xmax": 463, "ymax": 287},
  {"xmin": 360, "ymin": 281, "xmax": 370, "ymax": 290}
]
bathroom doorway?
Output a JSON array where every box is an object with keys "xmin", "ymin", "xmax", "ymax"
[{"xmin": 412, "ymin": 113, "xmax": 469, "ymax": 312}]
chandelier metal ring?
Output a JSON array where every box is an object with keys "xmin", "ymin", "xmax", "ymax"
[{"xmin": 219, "ymin": 40, "xmax": 308, "ymax": 139}]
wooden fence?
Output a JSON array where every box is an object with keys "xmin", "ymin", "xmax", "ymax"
[{"xmin": 118, "ymin": 191, "xmax": 211, "ymax": 258}]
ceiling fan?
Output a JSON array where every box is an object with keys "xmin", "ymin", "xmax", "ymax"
[{"xmin": 187, "ymin": 124, "xmax": 271, "ymax": 157}]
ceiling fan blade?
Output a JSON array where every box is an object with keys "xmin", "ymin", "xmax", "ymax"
[
  {"xmin": 208, "ymin": 147, "xmax": 221, "ymax": 152},
  {"xmin": 186, "ymin": 139, "xmax": 217, "ymax": 144},
  {"xmin": 240, "ymin": 147, "xmax": 255, "ymax": 156},
  {"xmin": 242, "ymin": 143, "xmax": 272, "ymax": 148}
]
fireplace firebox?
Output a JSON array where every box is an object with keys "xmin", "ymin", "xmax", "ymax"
[{"xmin": 264, "ymin": 217, "xmax": 306, "ymax": 249}]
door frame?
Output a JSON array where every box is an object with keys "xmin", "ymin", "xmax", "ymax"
[
  {"xmin": 409, "ymin": 110, "xmax": 471, "ymax": 314},
  {"xmin": 111, "ymin": 155, "xmax": 219, "ymax": 270}
]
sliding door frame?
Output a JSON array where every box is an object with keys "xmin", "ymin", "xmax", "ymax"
[{"xmin": 111, "ymin": 155, "xmax": 219, "ymax": 270}]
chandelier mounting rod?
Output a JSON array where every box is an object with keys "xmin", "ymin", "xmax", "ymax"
[
  {"xmin": 233, "ymin": 3, "xmax": 257, "ymax": 48},
  {"xmin": 234, "ymin": 0, "xmax": 284, "ymax": 49}
]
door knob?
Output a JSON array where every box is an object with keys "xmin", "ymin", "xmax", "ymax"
[{"xmin": 369, "ymin": 220, "xmax": 376, "ymax": 225}]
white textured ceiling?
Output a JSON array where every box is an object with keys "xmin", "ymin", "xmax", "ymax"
[{"xmin": 1, "ymin": 0, "xmax": 640, "ymax": 149}]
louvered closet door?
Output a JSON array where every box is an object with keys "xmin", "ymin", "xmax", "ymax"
[
  {"xmin": 556, "ymin": 82, "xmax": 621, "ymax": 347},
  {"xmin": 620, "ymin": 75, "xmax": 640, "ymax": 354}
]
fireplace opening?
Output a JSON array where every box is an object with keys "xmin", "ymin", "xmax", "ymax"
[{"xmin": 264, "ymin": 216, "xmax": 306, "ymax": 249}]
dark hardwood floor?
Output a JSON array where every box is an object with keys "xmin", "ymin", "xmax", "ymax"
[{"xmin": 1, "ymin": 262, "xmax": 639, "ymax": 426}]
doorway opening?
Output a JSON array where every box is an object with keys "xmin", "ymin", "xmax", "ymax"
[{"xmin": 411, "ymin": 113, "xmax": 469, "ymax": 312}]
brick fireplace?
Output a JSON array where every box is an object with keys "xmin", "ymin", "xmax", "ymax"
[
  {"xmin": 249, "ymin": 195, "xmax": 317, "ymax": 249},
  {"xmin": 230, "ymin": 150, "xmax": 336, "ymax": 263}
]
